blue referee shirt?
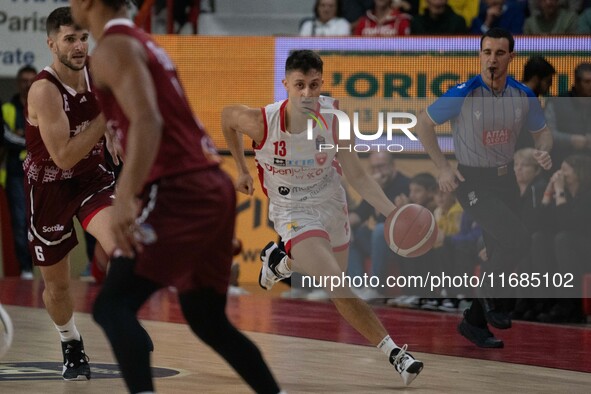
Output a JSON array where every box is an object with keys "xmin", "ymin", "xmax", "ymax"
[{"xmin": 427, "ymin": 75, "xmax": 546, "ymax": 167}]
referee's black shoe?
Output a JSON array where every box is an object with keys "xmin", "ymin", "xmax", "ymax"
[
  {"xmin": 458, "ymin": 312, "xmax": 504, "ymax": 348},
  {"xmin": 479, "ymin": 298, "xmax": 512, "ymax": 329}
]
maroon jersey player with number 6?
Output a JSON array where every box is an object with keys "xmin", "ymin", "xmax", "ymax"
[{"xmin": 70, "ymin": 0, "xmax": 283, "ymax": 393}]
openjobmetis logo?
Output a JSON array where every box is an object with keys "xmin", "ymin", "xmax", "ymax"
[{"xmin": 306, "ymin": 109, "xmax": 418, "ymax": 153}]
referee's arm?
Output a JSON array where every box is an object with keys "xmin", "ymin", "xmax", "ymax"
[
  {"xmin": 531, "ymin": 126, "xmax": 553, "ymax": 170},
  {"xmin": 415, "ymin": 110, "xmax": 464, "ymax": 192}
]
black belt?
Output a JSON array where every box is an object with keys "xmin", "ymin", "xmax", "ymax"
[{"xmin": 458, "ymin": 162, "xmax": 512, "ymax": 178}]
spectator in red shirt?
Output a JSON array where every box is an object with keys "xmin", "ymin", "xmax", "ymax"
[{"xmin": 353, "ymin": 0, "xmax": 412, "ymax": 36}]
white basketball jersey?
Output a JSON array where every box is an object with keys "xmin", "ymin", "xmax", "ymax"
[{"xmin": 255, "ymin": 96, "xmax": 342, "ymax": 206}]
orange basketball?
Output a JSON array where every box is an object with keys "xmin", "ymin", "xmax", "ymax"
[{"xmin": 384, "ymin": 204, "xmax": 438, "ymax": 258}]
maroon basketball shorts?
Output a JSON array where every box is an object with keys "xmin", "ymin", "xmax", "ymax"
[
  {"xmin": 133, "ymin": 167, "xmax": 236, "ymax": 294},
  {"xmin": 25, "ymin": 168, "xmax": 115, "ymax": 266}
]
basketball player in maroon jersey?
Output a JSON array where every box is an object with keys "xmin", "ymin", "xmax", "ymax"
[
  {"xmin": 25, "ymin": 7, "xmax": 118, "ymax": 381},
  {"xmin": 70, "ymin": 1, "xmax": 283, "ymax": 393}
]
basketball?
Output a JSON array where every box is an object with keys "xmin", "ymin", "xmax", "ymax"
[{"xmin": 384, "ymin": 204, "xmax": 438, "ymax": 258}]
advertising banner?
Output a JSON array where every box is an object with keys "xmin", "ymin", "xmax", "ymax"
[{"xmin": 0, "ymin": 0, "xmax": 66, "ymax": 76}]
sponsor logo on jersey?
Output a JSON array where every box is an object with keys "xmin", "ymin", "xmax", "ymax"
[
  {"xmin": 263, "ymin": 163, "xmax": 326, "ymax": 179},
  {"xmin": 278, "ymin": 186, "xmax": 290, "ymax": 196},
  {"xmin": 315, "ymin": 135, "xmax": 326, "ymax": 150},
  {"xmin": 468, "ymin": 191, "xmax": 478, "ymax": 206},
  {"xmin": 42, "ymin": 224, "xmax": 65, "ymax": 233},
  {"xmin": 482, "ymin": 128, "xmax": 509, "ymax": 146},
  {"xmin": 274, "ymin": 158, "xmax": 286, "ymax": 166},
  {"xmin": 80, "ymin": 96, "xmax": 87, "ymax": 103},
  {"xmin": 315, "ymin": 153, "xmax": 328, "ymax": 165},
  {"xmin": 286, "ymin": 221, "xmax": 303, "ymax": 232}
]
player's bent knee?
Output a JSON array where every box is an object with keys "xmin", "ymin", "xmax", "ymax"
[{"xmin": 43, "ymin": 281, "xmax": 70, "ymax": 300}]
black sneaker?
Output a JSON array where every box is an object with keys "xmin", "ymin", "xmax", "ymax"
[
  {"xmin": 259, "ymin": 242, "xmax": 290, "ymax": 290},
  {"xmin": 61, "ymin": 337, "xmax": 91, "ymax": 381},
  {"xmin": 390, "ymin": 345, "xmax": 424, "ymax": 386},
  {"xmin": 457, "ymin": 312, "xmax": 504, "ymax": 348}
]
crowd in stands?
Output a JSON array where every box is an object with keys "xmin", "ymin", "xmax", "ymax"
[{"xmin": 299, "ymin": 0, "xmax": 591, "ymax": 36}]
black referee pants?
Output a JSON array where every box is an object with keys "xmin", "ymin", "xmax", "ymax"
[{"xmin": 455, "ymin": 165, "xmax": 530, "ymax": 327}]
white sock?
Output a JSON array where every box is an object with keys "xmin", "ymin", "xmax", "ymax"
[
  {"xmin": 377, "ymin": 335, "xmax": 398, "ymax": 357},
  {"xmin": 55, "ymin": 316, "xmax": 81, "ymax": 342},
  {"xmin": 275, "ymin": 255, "xmax": 292, "ymax": 277}
]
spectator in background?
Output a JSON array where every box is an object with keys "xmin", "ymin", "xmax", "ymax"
[
  {"xmin": 341, "ymin": 0, "xmax": 374, "ymax": 24},
  {"xmin": 510, "ymin": 148, "xmax": 553, "ymax": 321},
  {"xmin": 387, "ymin": 172, "xmax": 438, "ymax": 308},
  {"xmin": 394, "ymin": 172, "xmax": 438, "ymax": 213},
  {"xmin": 437, "ymin": 211, "xmax": 482, "ymax": 312},
  {"xmin": 411, "ymin": 0, "xmax": 468, "ymax": 34},
  {"xmin": 299, "ymin": 0, "xmax": 351, "ymax": 36},
  {"xmin": 419, "ymin": 0, "xmax": 480, "ymax": 27},
  {"xmin": 347, "ymin": 152, "xmax": 410, "ymax": 300},
  {"xmin": 470, "ymin": 0, "xmax": 527, "ymax": 34},
  {"xmin": 390, "ymin": 0, "xmax": 421, "ymax": 15},
  {"xmin": 516, "ymin": 56, "xmax": 556, "ymax": 150},
  {"xmin": 353, "ymin": 0, "xmax": 412, "ymax": 36},
  {"xmin": 419, "ymin": 189, "xmax": 463, "ymax": 310},
  {"xmin": 577, "ymin": 7, "xmax": 591, "ymax": 33},
  {"xmin": 1, "ymin": 65, "xmax": 37, "ymax": 280},
  {"xmin": 539, "ymin": 154, "xmax": 591, "ymax": 323},
  {"xmin": 544, "ymin": 62, "xmax": 591, "ymax": 170},
  {"xmin": 528, "ymin": 0, "xmax": 583, "ymax": 15},
  {"xmin": 433, "ymin": 190, "xmax": 463, "ymax": 243},
  {"xmin": 522, "ymin": 56, "xmax": 556, "ymax": 97},
  {"xmin": 524, "ymin": 0, "xmax": 579, "ymax": 34}
]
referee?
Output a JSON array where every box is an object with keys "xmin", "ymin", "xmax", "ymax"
[{"xmin": 415, "ymin": 28, "xmax": 553, "ymax": 348}]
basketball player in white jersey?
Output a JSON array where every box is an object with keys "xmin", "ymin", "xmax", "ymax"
[{"xmin": 222, "ymin": 50, "xmax": 423, "ymax": 386}]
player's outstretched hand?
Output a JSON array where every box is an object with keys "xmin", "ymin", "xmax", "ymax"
[
  {"xmin": 438, "ymin": 166, "xmax": 464, "ymax": 192},
  {"xmin": 533, "ymin": 149, "xmax": 552, "ymax": 170},
  {"xmin": 236, "ymin": 172, "xmax": 254, "ymax": 195}
]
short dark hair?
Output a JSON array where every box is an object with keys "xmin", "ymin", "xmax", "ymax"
[
  {"xmin": 17, "ymin": 65, "xmax": 37, "ymax": 78},
  {"xmin": 564, "ymin": 154, "xmax": 591, "ymax": 194},
  {"xmin": 314, "ymin": 0, "xmax": 343, "ymax": 18},
  {"xmin": 46, "ymin": 7, "xmax": 75, "ymax": 37},
  {"xmin": 480, "ymin": 27, "xmax": 514, "ymax": 53},
  {"xmin": 523, "ymin": 56, "xmax": 556, "ymax": 82},
  {"xmin": 410, "ymin": 172, "xmax": 437, "ymax": 192},
  {"xmin": 574, "ymin": 62, "xmax": 591, "ymax": 82},
  {"xmin": 285, "ymin": 50, "xmax": 323, "ymax": 75}
]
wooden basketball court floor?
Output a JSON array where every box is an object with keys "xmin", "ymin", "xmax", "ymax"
[{"xmin": 1, "ymin": 277, "xmax": 590, "ymax": 393}]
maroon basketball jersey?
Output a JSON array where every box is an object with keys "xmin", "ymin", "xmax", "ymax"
[
  {"xmin": 24, "ymin": 66, "xmax": 105, "ymax": 184},
  {"xmin": 94, "ymin": 19, "xmax": 220, "ymax": 185}
]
